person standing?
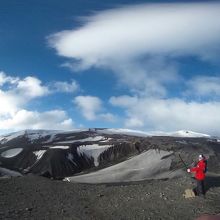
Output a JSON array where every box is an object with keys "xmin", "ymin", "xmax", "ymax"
[{"xmin": 187, "ymin": 154, "xmax": 207, "ymax": 196}]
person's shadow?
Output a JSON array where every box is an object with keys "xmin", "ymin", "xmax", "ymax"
[{"xmin": 205, "ymin": 176, "xmax": 220, "ymax": 191}]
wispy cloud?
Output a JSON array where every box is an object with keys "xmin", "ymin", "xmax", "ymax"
[
  {"xmin": 49, "ymin": 3, "xmax": 220, "ymax": 63},
  {"xmin": 49, "ymin": 80, "xmax": 79, "ymax": 93},
  {"xmin": 0, "ymin": 71, "xmax": 19, "ymax": 86},
  {"xmin": 186, "ymin": 76, "xmax": 220, "ymax": 98},
  {"xmin": 49, "ymin": 2, "xmax": 220, "ymax": 96}
]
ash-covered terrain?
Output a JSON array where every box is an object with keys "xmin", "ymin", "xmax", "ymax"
[{"xmin": 0, "ymin": 128, "xmax": 220, "ymax": 219}]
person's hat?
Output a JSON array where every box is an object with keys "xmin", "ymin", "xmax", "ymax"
[{"xmin": 199, "ymin": 154, "xmax": 204, "ymax": 160}]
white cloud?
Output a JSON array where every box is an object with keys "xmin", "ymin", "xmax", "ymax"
[
  {"xmin": 186, "ymin": 76, "xmax": 220, "ymax": 97},
  {"xmin": 74, "ymin": 95, "xmax": 115, "ymax": 122},
  {"xmin": 49, "ymin": 3, "xmax": 220, "ymax": 63},
  {"xmin": 125, "ymin": 117, "xmax": 144, "ymax": 128},
  {"xmin": 0, "ymin": 71, "xmax": 75, "ymax": 133},
  {"xmin": 0, "ymin": 109, "xmax": 74, "ymax": 131},
  {"xmin": 0, "ymin": 71, "xmax": 81, "ymax": 115},
  {"xmin": 49, "ymin": 2, "xmax": 220, "ymax": 96},
  {"xmin": 0, "ymin": 72, "xmax": 49, "ymax": 115},
  {"xmin": 16, "ymin": 76, "xmax": 49, "ymax": 98},
  {"xmin": 47, "ymin": 3, "xmax": 220, "ymax": 135},
  {"xmin": 50, "ymin": 80, "xmax": 79, "ymax": 93},
  {"xmin": 0, "ymin": 91, "xmax": 19, "ymax": 115},
  {"xmin": 110, "ymin": 95, "xmax": 220, "ymax": 136},
  {"xmin": 74, "ymin": 96, "xmax": 102, "ymax": 120}
]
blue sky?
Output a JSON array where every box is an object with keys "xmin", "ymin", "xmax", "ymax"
[{"xmin": 0, "ymin": 0, "xmax": 220, "ymax": 135}]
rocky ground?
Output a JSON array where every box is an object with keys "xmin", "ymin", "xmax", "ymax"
[{"xmin": 0, "ymin": 173, "xmax": 220, "ymax": 220}]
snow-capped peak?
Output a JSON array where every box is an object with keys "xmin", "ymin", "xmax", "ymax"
[
  {"xmin": 168, "ymin": 130, "xmax": 211, "ymax": 138},
  {"xmin": 98, "ymin": 128, "xmax": 211, "ymax": 138}
]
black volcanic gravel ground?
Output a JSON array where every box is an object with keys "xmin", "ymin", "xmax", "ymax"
[{"xmin": 0, "ymin": 174, "xmax": 220, "ymax": 220}]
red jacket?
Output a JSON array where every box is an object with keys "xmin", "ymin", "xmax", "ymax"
[{"xmin": 190, "ymin": 159, "xmax": 206, "ymax": 180}]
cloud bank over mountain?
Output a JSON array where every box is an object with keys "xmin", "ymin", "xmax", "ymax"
[{"xmin": 47, "ymin": 2, "xmax": 220, "ymax": 136}]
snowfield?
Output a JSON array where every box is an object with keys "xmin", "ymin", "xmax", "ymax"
[
  {"xmin": 167, "ymin": 130, "xmax": 211, "ymax": 138},
  {"xmin": 49, "ymin": 146, "xmax": 70, "ymax": 149},
  {"xmin": 33, "ymin": 150, "xmax": 47, "ymax": 160},
  {"xmin": 54, "ymin": 136, "xmax": 107, "ymax": 144},
  {"xmin": 77, "ymin": 144, "xmax": 113, "ymax": 166},
  {"xmin": 1, "ymin": 148, "xmax": 23, "ymax": 158}
]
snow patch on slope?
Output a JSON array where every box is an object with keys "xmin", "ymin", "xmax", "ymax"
[
  {"xmin": 0, "ymin": 131, "xmax": 25, "ymax": 144},
  {"xmin": 33, "ymin": 150, "xmax": 47, "ymax": 160},
  {"xmin": 77, "ymin": 144, "xmax": 112, "ymax": 166},
  {"xmin": 41, "ymin": 145, "xmax": 70, "ymax": 149},
  {"xmin": 168, "ymin": 130, "xmax": 210, "ymax": 138},
  {"xmin": 55, "ymin": 136, "xmax": 107, "ymax": 144},
  {"xmin": 77, "ymin": 136, "xmax": 106, "ymax": 142},
  {"xmin": 40, "ymin": 129, "xmax": 88, "ymax": 143},
  {"xmin": 1, "ymin": 148, "xmax": 23, "ymax": 158},
  {"xmin": 50, "ymin": 146, "xmax": 69, "ymax": 149},
  {"xmin": 99, "ymin": 129, "xmax": 210, "ymax": 138},
  {"xmin": 25, "ymin": 130, "xmax": 61, "ymax": 143}
]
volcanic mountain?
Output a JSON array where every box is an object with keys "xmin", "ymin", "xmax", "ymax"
[{"xmin": 0, "ymin": 128, "xmax": 219, "ymax": 182}]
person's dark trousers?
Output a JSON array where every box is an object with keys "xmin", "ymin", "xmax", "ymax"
[{"xmin": 196, "ymin": 180, "xmax": 205, "ymax": 195}]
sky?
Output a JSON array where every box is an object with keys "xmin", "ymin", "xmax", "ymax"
[{"xmin": 0, "ymin": 0, "xmax": 220, "ymax": 136}]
